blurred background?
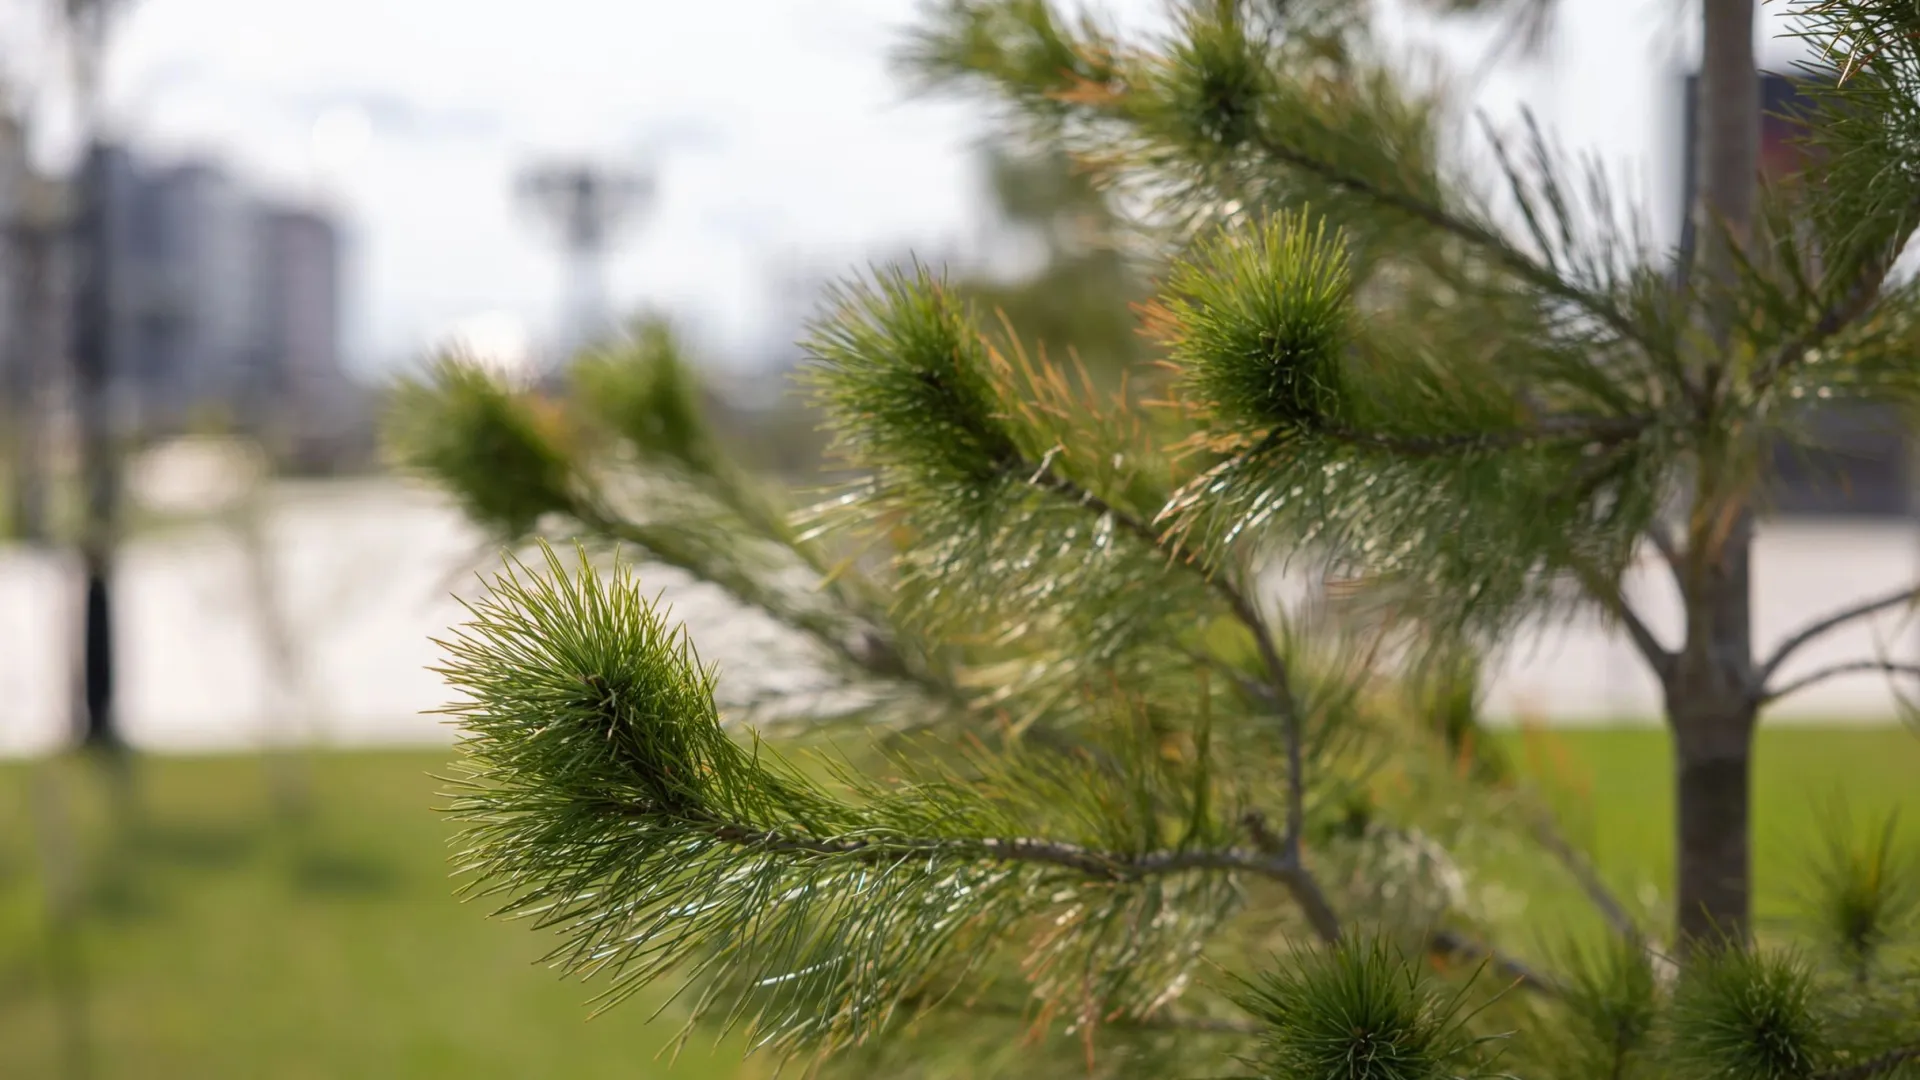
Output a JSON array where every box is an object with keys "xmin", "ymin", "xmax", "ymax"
[{"xmin": 1, "ymin": 0, "xmax": 1917, "ymax": 1077}]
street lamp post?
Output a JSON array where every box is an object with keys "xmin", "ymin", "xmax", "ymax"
[
  {"xmin": 66, "ymin": 0, "xmax": 128, "ymax": 750},
  {"xmin": 514, "ymin": 161, "xmax": 651, "ymax": 363},
  {"xmin": 70, "ymin": 140, "xmax": 122, "ymax": 748}
]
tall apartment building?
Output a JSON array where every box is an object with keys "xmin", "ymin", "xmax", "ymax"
[{"xmin": 104, "ymin": 145, "xmax": 352, "ymax": 451}]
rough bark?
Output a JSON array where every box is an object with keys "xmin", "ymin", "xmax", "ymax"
[
  {"xmin": 1669, "ymin": 504, "xmax": 1758, "ymax": 946},
  {"xmin": 1667, "ymin": 0, "xmax": 1761, "ymax": 951}
]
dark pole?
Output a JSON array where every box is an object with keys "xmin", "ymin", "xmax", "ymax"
[{"xmin": 72, "ymin": 141, "xmax": 120, "ymax": 750}]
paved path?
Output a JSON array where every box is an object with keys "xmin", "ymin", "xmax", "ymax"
[{"xmin": 2, "ymin": 479, "xmax": 1915, "ymax": 755}]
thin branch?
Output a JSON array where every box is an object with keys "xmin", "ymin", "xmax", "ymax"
[
  {"xmin": 1758, "ymin": 583, "xmax": 1920, "ymax": 686},
  {"xmin": 1022, "ymin": 464, "xmax": 1310, "ymax": 860},
  {"xmin": 1648, "ymin": 520, "xmax": 1681, "ymax": 575},
  {"xmin": 1526, "ymin": 811, "xmax": 1644, "ymax": 946},
  {"xmin": 1759, "ymin": 659, "xmax": 1920, "ymax": 707},
  {"xmin": 699, "ymin": 821, "xmax": 1307, "ymax": 885},
  {"xmin": 1568, "ymin": 557, "xmax": 1675, "ymax": 681},
  {"xmin": 1818, "ymin": 1043, "xmax": 1920, "ymax": 1080},
  {"xmin": 1241, "ymin": 811, "xmax": 1342, "ymax": 944},
  {"xmin": 572, "ymin": 504, "xmax": 970, "ymax": 714},
  {"xmin": 1750, "ymin": 253, "xmax": 1894, "ymax": 398},
  {"xmin": 1247, "ymin": 132, "xmax": 1657, "ymax": 356},
  {"xmin": 1426, "ymin": 927, "xmax": 1561, "ymax": 996},
  {"xmin": 896, "ymin": 992, "xmax": 1265, "ymax": 1037}
]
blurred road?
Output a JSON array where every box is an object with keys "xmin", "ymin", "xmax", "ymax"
[{"xmin": 2, "ymin": 478, "xmax": 1915, "ymax": 755}]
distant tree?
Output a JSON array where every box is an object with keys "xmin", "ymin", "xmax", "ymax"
[{"xmin": 394, "ymin": 1, "xmax": 1920, "ymax": 1076}]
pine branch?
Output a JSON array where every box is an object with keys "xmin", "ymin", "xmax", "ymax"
[
  {"xmin": 685, "ymin": 820, "xmax": 1308, "ymax": 885},
  {"xmin": 914, "ymin": 2, "xmax": 1659, "ymax": 359},
  {"xmin": 1241, "ymin": 130, "xmax": 1654, "ymax": 355},
  {"xmin": 389, "ymin": 354, "xmax": 962, "ymax": 718},
  {"xmin": 1759, "ymin": 660, "xmax": 1920, "ymax": 706},
  {"xmin": 1569, "ymin": 556, "xmax": 1675, "ymax": 681},
  {"xmin": 441, "ymin": 546, "xmax": 1270, "ymax": 1047},
  {"xmin": 1425, "ymin": 927, "xmax": 1561, "ymax": 995},
  {"xmin": 575, "ymin": 502, "xmax": 932, "ymax": 690},
  {"xmin": 1239, "ymin": 811, "xmax": 1341, "ymax": 943},
  {"xmin": 1019, "ymin": 461, "xmax": 1314, "ymax": 863},
  {"xmin": 1021, "ymin": 467, "xmax": 1344, "ymax": 940},
  {"xmin": 1750, "ymin": 252, "xmax": 1895, "ymax": 398},
  {"xmin": 1526, "ymin": 810, "xmax": 1644, "ymax": 945},
  {"xmin": 1758, "ymin": 583, "xmax": 1920, "ymax": 687}
]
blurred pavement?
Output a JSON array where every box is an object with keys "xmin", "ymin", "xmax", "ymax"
[{"xmin": 2, "ymin": 478, "xmax": 1916, "ymax": 756}]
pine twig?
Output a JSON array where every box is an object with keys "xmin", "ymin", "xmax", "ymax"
[
  {"xmin": 1568, "ymin": 556, "xmax": 1675, "ymax": 681},
  {"xmin": 1240, "ymin": 134, "xmax": 1652, "ymax": 352},
  {"xmin": 573, "ymin": 503, "xmax": 964, "ymax": 710},
  {"xmin": 1759, "ymin": 660, "xmax": 1920, "ymax": 706},
  {"xmin": 1240, "ymin": 812, "xmax": 1342, "ymax": 944},
  {"xmin": 1020, "ymin": 463, "xmax": 1310, "ymax": 855},
  {"xmin": 1526, "ymin": 811, "xmax": 1644, "ymax": 946},
  {"xmin": 1757, "ymin": 583, "xmax": 1920, "ymax": 687},
  {"xmin": 1426, "ymin": 927, "xmax": 1561, "ymax": 996},
  {"xmin": 1749, "ymin": 253, "xmax": 1895, "ymax": 398},
  {"xmin": 693, "ymin": 820, "xmax": 1310, "ymax": 884},
  {"xmin": 1017, "ymin": 460, "xmax": 1341, "ymax": 942}
]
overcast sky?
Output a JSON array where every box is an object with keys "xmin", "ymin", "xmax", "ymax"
[{"xmin": 1, "ymin": 0, "xmax": 1810, "ymax": 376}]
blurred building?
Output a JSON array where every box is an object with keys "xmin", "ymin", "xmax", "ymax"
[
  {"xmin": 0, "ymin": 103, "xmax": 69, "ymax": 540},
  {"xmin": 104, "ymin": 144, "xmax": 359, "ymax": 464}
]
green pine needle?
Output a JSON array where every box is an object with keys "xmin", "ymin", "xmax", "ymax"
[
  {"xmin": 1150, "ymin": 2, "xmax": 1272, "ymax": 154},
  {"xmin": 571, "ymin": 319, "xmax": 725, "ymax": 480},
  {"xmin": 1796, "ymin": 806, "xmax": 1920, "ymax": 978},
  {"xmin": 1234, "ymin": 938, "xmax": 1507, "ymax": 1080},
  {"xmin": 1156, "ymin": 209, "xmax": 1354, "ymax": 432},
  {"xmin": 386, "ymin": 355, "xmax": 576, "ymax": 538},
  {"xmin": 438, "ymin": 544, "xmax": 1245, "ymax": 1055},
  {"xmin": 803, "ymin": 264, "xmax": 1021, "ymax": 500},
  {"xmin": 1670, "ymin": 946, "xmax": 1830, "ymax": 1080}
]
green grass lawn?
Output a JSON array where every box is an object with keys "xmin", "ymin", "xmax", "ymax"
[
  {"xmin": 0, "ymin": 728, "xmax": 1914, "ymax": 1079},
  {"xmin": 1496, "ymin": 724, "xmax": 1920, "ymax": 933},
  {"xmin": 0, "ymin": 752, "xmax": 768, "ymax": 1080}
]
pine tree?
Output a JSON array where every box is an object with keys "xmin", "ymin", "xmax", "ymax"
[{"xmin": 392, "ymin": 1, "xmax": 1920, "ymax": 1076}]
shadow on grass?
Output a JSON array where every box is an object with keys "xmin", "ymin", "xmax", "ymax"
[
  {"xmin": 77, "ymin": 815, "xmax": 404, "ymax": 918},
  {"xmin": 288, "ymin": 846, "xmax": 401, "ymax": 897},
  {"xmin": 77, "ymin": 820, "xmax": 269, "ymax": 922},
  {"xmin": 135, "ymin": 821, "xmax": 264, "ymax": 872}
]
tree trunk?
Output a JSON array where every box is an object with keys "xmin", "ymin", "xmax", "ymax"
[
  {"xmin": 1669, "ymin": 0, "xmax": 1761, "ymax": 952},
  {"xmin": 1668, "ymin": 671, "xmax": 1757, "ymax": 946},
  {"xmin": 1670, "ymin": 491, "xmax": 1758, "ymax": 946},
  {"xmin": 1697, "ymin": 0, "xmax": 1759, "ymax": 301}
]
